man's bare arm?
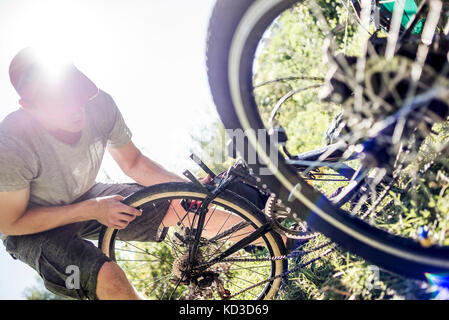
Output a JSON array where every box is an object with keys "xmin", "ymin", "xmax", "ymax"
[
  {"xmin": 0, "ymin": 187, "xmax": 141, "ymax": 236},
  {"xmin": 107, "ymin": 141, "xmax": 188, "ymax": 186},
  {"xmin": 0, "ymin": 187, "xmax": 88, "ymax": 235}
]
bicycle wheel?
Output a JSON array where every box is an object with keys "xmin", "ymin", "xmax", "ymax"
[
  {"xmin": 206, "ymin": 0, "xmax": 449, "ymax": 280},
  {"xmin": 98, "ymin": 182, "xmax": 287, "ymax": 300}
]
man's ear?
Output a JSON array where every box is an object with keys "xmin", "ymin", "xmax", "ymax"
[
  {"xmin": 18, "ymin": 98, "xmax": 31, "ymax": 110},
  {"xmin": 18, "ymin": 99, "xmax": 38, "ymax": 115}
]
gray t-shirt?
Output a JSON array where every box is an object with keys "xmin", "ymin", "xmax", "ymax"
[{"xmin": 0, "ymin": 90, "xmax": 132, "ymax": 207}]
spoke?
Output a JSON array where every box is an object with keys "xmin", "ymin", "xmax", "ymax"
[
  {"xmin": 130, "ymin": 273, "xmax": 173, "ymax": 283},
  {"xmin": 228, "ymin": 264, "xmax": 272, "ymax": 272},
  {"xmin": 224, "ymin": 278, "xmax": 250, "ymax": 292},
  {"xmin": 398, "ymin": 2, "xmax": 441, "ymax": 136},
  {"xmin": 158, "ymin": 281, "xmax": 170, "ymax": 300},
  {"xmin": 385, "ymin": 0, "xmax": 406, "ymax": 60},
  {"xmin": 340, "ymin": 0, "xmax": 374, "ymax": 37},
  {"xmin": 204, "ymin": 235, "xmax": 236, "ymax": 260},
  {"xmin": 269, "ymin": 85, "xmax": 322, "ymax": 125},
  {"xmin": 227, "ymin": 283, "xmax": 259, "ymax": 299},
  {"xmin": 168, "ymin": 272, "xmax": 187, "ymax": 300},
  {"xmin": 223, "ymin": 229, "xmax": 258, "ymax": 241},
  {"xmin": 213, "ymin": 212, "xmax": 233, "ymax": 239},
  {"xmin": 119, "ymin": 241, "xmax": 150, "ymax": 255},
  {"xmin": 204, "ymin": 206, "xmax": 219, "ymax": 233},
  {"xmin": 231, "ymin": 262, "xmax": 272, "ymax": 278},
  {"xmin": 229, "ymin": 274, "xmax": 261, "ymax": 286},
  {"xmin": 160, "ymin": 229, "xmax": 184, "ymax": 258},
  {"xmin": 121, "ymin": 241, "xmax": 165, "ymax": 262},
  {"xmin": 206, "ymin": 220, "xmax": 251, "ymax": 243},
  {"xmin": 170, "ymin": 200, "xmax": 191, "ymax": 229},
  {"xmin": 205, "ymin": 228, "xmax": 256, "ymax": 260},
  {"xmin": 115, "ymin": 247, "xmax": 147, "ymax": 254},
  {"xmin": 254, "ymin": 76, "xmax": 324, "ymax": 88},
  {"xmin": 354, "ymin": 0, "xmax": 372, "ymax": 114},
  {"xmin": 116, "ymin": 259, "xmax": 160, "ymax": 262},
  {"xmin": 303, "ymin": 177, "xmax": 349, "ymax": 182}
]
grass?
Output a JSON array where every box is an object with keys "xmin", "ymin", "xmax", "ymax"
[
  {"xmin": 276, "ymin": 236, "xmax": 437, "ymax": 300},
  {"xmin": 271, "ymin": 125, "xmax": 449, "ymax": 300}
]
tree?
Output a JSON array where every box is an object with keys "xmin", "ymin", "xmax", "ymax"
[{"xmin": 23, "ymin": 277, "xmax": 67, "ymax": 300}]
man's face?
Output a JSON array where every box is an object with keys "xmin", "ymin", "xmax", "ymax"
[
  {"xmin": 27, "ymin": 91, "xmax": 87, "ymax": 133},
  {"xmin": 19, "ymin": 66, "xmax": 96, "ymax": 133}
]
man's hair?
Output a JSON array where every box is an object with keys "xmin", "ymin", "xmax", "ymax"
[
  {"xmin": 8, "ymin": 46, "xmax": 99, "ymax": 102},
  {"xmin": 9, "ymin": 46, "xmax": 38, "ymax": 95}
]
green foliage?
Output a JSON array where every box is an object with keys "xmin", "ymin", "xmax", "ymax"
[
  {"xmin": 252, "ymin": 1, "xmax": 361, "ymax": 155},
  {"xmin": 23, "ymin": 277, "xmax": 67, "ymax": 300},
  {"xmin": 116, "ymin": 241, "xmax": 177, "ymax": 299}
]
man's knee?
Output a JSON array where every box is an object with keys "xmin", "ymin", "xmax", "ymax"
[
  {"xmin": 97, "ymin": 261, "xmax": 127, "ymax": 294},
  {"xmin": 96, "ymin": 261, "xmax": 143, "ymax": 299}
]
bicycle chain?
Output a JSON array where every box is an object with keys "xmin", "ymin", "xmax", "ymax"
[
  {"xmin": 191, "ymin": 240, "xmax": 336, "ymax": 299},
  {"xmin": 194, "ymin": 240, "xmax": 334, "ymax": 270},
  {"xmin": 226, "ymin": 244, "xmax": 338, "ymax": 299},
  {"xmin": 229, "ymin": 162, "xmax": 319, "ymax": 240},
  {"xmin": 264, "ymin": 193, "xmax": 320, "ymax": 240},
  {"xmin": 214, "ymin": 156, "xmax": 343, "ymax": 299},
  {"xmin": 227, "ymin": 161, "xmax": 272, "ymax": 194}
]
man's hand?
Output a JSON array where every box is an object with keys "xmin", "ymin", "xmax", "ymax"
[
  {"xmin": 198, "ymin": 174, "xmax": 213, "ymax": 185},
  {"xmin": 87, "ymin": 195, "xmax": 142, "ymax": 230}
]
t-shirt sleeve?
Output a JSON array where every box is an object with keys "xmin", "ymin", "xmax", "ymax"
[
  {"xmin": 0, "ymin": 137, "xmax": 38, "ymax": 192},
  {"xmin": 104, "ymin": 94, "xmax": 133, "ymax": 149}
]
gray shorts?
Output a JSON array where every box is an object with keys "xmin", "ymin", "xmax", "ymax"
[{"xmin": 1, "ymin": 182, "xmax": 170, "ymax": 300}]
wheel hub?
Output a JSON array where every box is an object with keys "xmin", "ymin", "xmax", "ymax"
[
  {"xmin": 323, "ymin": 36, "xmax": 449, "ymax": 167},
  {"xmin": 172, "ymin": 251, "xmax": 204, "ymax": 279}
]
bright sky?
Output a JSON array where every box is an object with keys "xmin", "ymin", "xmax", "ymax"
[{"xmin": 0, "ymin": 0, "xmax": 218, "ymax": 299}]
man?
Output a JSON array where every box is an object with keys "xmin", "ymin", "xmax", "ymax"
[{"xmin": 0, "ymin": 47, "xmax": 238, "ymax": 300}]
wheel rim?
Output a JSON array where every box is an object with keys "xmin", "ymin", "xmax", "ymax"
[
  {"xmin": 217, "ymin": 0, "xmax": 449, "ymax": 278},
  {"xmin": 101, "ymin": 189, "xmax": 285, "ymax": 300}
]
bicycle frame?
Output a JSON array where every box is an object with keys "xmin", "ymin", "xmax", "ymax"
[{"xmin": 182, "ymin": 158, "xmax": 275, "ymax": 272}]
